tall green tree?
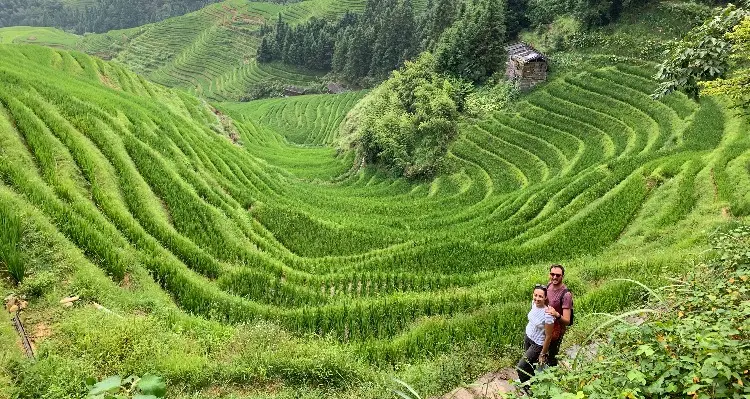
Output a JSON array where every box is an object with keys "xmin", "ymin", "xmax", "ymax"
[
  {"xmin": 435, "ymin": 0, "xmax": 508, "ymax": 82},
  {"xmin": 369, "ymin": 0, "xmax": 417, "ymax": 78},
  {"xmin": 654, "ymin": 4, "xmax": 749, "ymax": 100},
  {"xmin": 341, "ymin": 53, "xmax": 461, "ymax": 178}
]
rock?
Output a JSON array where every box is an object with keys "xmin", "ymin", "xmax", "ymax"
[
  {"xmin": 436, "ymin": 370, "xmax": 518, "ymax": 399},
  {"xmin": 62, "ymin": 302, "xmax": 74, "ymax": 308},
  {"xmin": 19, "ymin": 300, "xmax": 28, "ymax": 310},
  {"xmin": 59, "ymin": 296, "xmax": 79, "ymax": 304},
  {"xmin": 8, "ymin": 305, "xmax": 18, "ymax": 313},
  {"xmin": 5, "ymin": 295, "xmax": 19, "ymax": 312}
]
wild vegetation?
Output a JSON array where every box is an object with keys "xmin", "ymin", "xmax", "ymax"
[
  {"xmin": 0, "ymin": 0, "xmax": 748, "ymax": 398},
  {"xmin": 339, "ymin": 53, "xmax": 463, "ymax": 177}
]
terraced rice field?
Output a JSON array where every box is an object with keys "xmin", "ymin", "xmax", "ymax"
[
  {"xmin": 0, "ymin": 26, "xmax": 80, "ymax": 47},
  {"xmin": 4, "ymin": 0, "xmax": 428, "ymax": 102},
  {"xmin": 1, "ymin": 44, "xmax": 748, "ymax": 374},
  {"xmin": 72, "ymin": 0, "xmax": 406, "ymax": 101},
  {"xmin": 228, "ymin": 91, "xmax": 367, "ymax": 146}
]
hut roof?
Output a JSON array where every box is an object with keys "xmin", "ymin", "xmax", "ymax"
[{"xmin": 505, "ymin": 43, "xmax": 546, "ymax": 63}]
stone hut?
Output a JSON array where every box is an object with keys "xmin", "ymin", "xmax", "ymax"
[
  {"xmin": 505, "ymin": 43, "xmax": 548, "ymax": 90},
  {"xmin": 327, "ymin": 82, "xmax": 346, "ymax": 94}
]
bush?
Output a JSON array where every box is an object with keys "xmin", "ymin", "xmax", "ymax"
[
  {"xmin": 464, "ymin": 78, "xmax": 519, "ymax": 117},
  {"xmin": 520, "ymin": 16, "xmax": 582, "ymax": 53},
  {"xmin": 339, "ymin": 53, "xmax": 461, "ymax": 178}
]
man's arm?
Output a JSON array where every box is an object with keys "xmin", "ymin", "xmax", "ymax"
[
  {"xmin": 546, "ymin": 307, "xmax": 571, "ymax": 326},
  {"xmin": 559, "ymin": 308, "xmax": 571, "ymax": 326}
]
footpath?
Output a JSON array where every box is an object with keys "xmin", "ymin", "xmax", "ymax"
[
  {"xmin": 433, "ymin": 344, "xmax": 596, "ymax": 399},
  {"xmin": 432, "ymin": 368, "xmax": 517, "ymax": 399}
]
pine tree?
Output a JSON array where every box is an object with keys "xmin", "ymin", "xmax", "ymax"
[
  {"xmin": 257, "ymin": 37, "xmax": 274, "ymax": 62},
  {"xmin": 332, "ymin": 29, "xmax": 352, "ymax": 73},
  {"xmin": 435, "ymin": 0, "xmax": 507, "ymax": 82},
  {"xmin": 428, "ymin": 0, "xmax": 457, "ymax": 49}
]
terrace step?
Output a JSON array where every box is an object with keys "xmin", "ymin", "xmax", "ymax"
[{"xmin": 434, "ymin": 369, "xmax": 518, "ymax": 399}]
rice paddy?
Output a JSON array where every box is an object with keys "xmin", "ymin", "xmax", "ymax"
[{"xmin": 0, "ymin": 19, "xmax": 748, "ymax": 394}]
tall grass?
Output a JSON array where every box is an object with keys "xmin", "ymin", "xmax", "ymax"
[{"xmin": 0, "ymin": 208, "xmax": 24, "ymax": 284}]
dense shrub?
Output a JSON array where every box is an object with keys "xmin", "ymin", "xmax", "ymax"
[{"xmin": 339, "ymin": 53, "xmax": 461, "ymax": 178}]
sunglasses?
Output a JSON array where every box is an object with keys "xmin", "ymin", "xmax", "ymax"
[
  {"xmin": 549, "ymin": 272, "xmax": 563, "ymax": 278},
  {"xmin": 534, "ymin": 284, "xmax": 546, "ymax": 289}
]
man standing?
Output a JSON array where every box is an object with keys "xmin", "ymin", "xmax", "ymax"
[{"xmin": 544, "ymin": 264, "xmax": 573, "ymax": 366}]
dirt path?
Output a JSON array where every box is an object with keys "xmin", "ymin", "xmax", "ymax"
[
  {"xmin": 433, "ymin": 339, "xmax": 606, "ymax": 399},
  {"xmin": 431, "ymin": 368, "xmax": 518, "ymax": 399}
]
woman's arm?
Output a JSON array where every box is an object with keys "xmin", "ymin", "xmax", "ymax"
[{"xmin": 541, "ymin": 322, "xmax": 554, "ymax": 359}]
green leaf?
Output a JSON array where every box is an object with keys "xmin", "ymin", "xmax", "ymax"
[
  {"xmin": 392, "ymin": 378, "xmax": 421, "ymax": 399},
  {"xmin": 685, "ymin": 383, "xmax": 705, "ymax": 394},
  {"xmin": 636, "ymin": 344, "xmax": 655, "ymax": 357},
  {"xmin": 626, "ymin": 369, "xmax": 646, "ymax": 384},
  {"xmin": 88, "ymin": 376, "xmax": 122, "ymax": 396},
  {"xmin": 136, "ymin": 374, "xmax": 166, "ymax": 398},
  {"xmin": 133, "ymin": 395, "xmax": 159, "ymax": 399}
]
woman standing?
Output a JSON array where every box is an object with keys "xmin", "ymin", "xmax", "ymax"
[{"xmin": 516, "ymin": 284, "xmax": 555, "ymax": 387}]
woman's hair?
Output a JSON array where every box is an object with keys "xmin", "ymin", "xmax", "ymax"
[{"xmin": 534, "ymin": 284, "xmax": 549, "ymax": 305}]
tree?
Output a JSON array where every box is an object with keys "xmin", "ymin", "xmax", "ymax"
[
  {"xmin": 257, "ymin": 37, "xmax": 274, "ymax": 62},
  {"xmin": 699, "ymin": 15, "xmax": 750, "ymax": 110},
  {"xmin": 654, "ymin": 4, "xmax": 749, "ymax": 101},
  {"xmin": 506, "ymin": 0, "xmax": 530, "ymax": 37},
  {"xmin": 424, "ymin": 0, "xmax": 458, "ymax": 49},
  {"xmin": 435, "ymin": 0, "xmax": 508, "ymax": 82},
  {"xmin": 369, "ymin": 0, "xmax": 416, "ymax": 78},
  {"xmin": 340, "ymin": 53, "xmax": 461, "ymax": 178}
]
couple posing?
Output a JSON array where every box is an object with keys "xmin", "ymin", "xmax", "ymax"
[{"xmin": 517, "ymin": 264, "xmax": 573, "ymax": 387}]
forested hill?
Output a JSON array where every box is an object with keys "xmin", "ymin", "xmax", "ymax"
[{"xmin": 0, "ymin": 0, "xmax": 225, "ymax": 34}]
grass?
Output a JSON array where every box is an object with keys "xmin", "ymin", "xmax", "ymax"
[
  {"xmin": 4, "ymin": 0, "xmax": 428, "ymax": 101},
  {"xmin": 0, "ymin": 26, "xmax": 80, "ymax": 47},
  {"xmin": 0, "ymin": 207, "xmax": 24, "ymax": 284},
  {"xmin": 0, "ymin": 3, "xmax": 747, "ymax": 396}
]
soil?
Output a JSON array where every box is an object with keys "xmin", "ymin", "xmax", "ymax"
[
  {"xmin": 99, "ymin": 73, "xmax": 120, "ymax": 90},
  {"xmin": 432, "ymin": 368, "xmax": 518, "ymax": 399},
  {"xmin": 120, "ymin": 273, "xmax": 132, "ymax": 289},
  {"xmin": 722, "ymin": 207, "xmax": 731, "ymax": 219},
  {"xmin": 28, "ymin": 322, "xmax": 53, "ymax": 354}
]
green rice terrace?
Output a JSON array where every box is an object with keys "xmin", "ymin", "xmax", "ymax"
[
  {"xmin": 0, "ymin": 2, "xmax": 749, "ymax": 398},
  {"xmin": 1, "ymin": 0, "xmax": 428, "ymax": 102}
]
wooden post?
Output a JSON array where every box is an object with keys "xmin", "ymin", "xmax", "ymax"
[{"xmin": 11, "ymin": 311, "xmax": 34, "ymax": 360}]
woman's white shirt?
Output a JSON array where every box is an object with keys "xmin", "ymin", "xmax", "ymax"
[{"xmin": 525, "ymin": 301, "xmax": 555, "ymax": 345}]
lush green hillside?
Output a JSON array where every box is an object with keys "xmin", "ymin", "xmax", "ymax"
[
  {"xmin": 1, "ymin": 35, "xmax": 748, "ymax": 398},
  {"xmin": 1, "ymin": 0, "xmax": 431, "ymax": 101},
  {"xmin": 0, "ymin": 26, "xmax": 80, "ymax": 46}
]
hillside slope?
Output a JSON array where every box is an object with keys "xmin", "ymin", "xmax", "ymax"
[
  {"xmin": 0, "ymin": 42, "xmax": 748, "ymax": 397},
  {"xmin": 71, "ymin": 0, "xmax": 425, "ymax": 101}
]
